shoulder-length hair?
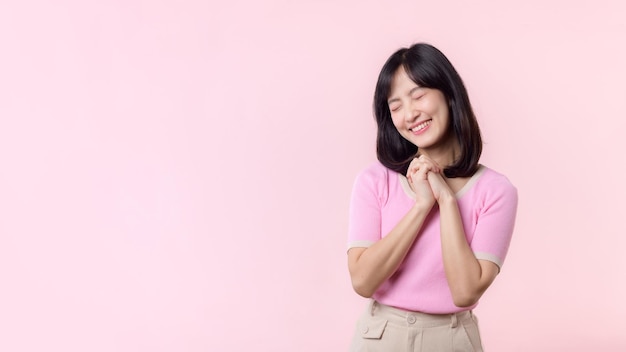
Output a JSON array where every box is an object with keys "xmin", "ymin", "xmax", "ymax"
[{"xmin": 373, "ymin": 43, "xmax": 482, "ymax": 178}]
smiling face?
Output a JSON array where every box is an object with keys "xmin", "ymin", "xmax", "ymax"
[{"xmin": 387, "ymin": 67, "xmax": 454, "ymax": 153}]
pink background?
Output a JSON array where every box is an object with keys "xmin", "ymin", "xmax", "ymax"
[{"xmin": 1, "ymin": 1, "xmax": 625, "ymax": 351}]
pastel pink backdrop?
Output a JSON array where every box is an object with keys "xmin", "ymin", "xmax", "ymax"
[{"xmin": 1, "ymin": 1, "xmax": 625, "ymax": 351}]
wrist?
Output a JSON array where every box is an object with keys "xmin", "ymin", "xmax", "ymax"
[
  {"xmin": 437, "ymin": 191, "xmax": 456, "ymax": 205},
  {"xmin": 412, "ymin": 200, "xmax": 434, "ymax": 213}
]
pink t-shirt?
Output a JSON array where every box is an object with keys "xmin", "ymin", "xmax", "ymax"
[{"xmin": 348, "ymin": 162, "xmax": 518, "ymax": 313}]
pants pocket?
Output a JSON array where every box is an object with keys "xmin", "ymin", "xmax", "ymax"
[
  {"xmin": 349, "ymin": 313, "xmax": 390, "ymax": 352},
  {"xmin": 359, "ymin": 315, "xmax": 388, "ymax": 339},
  {"xmin": 459, "ymin": 314, "xmax": 483, "ymax": 352}
]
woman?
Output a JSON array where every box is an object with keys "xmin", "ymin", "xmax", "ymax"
[{"xmin": 347, "ymin": 43, "xmax": 518, "ymax": 351}]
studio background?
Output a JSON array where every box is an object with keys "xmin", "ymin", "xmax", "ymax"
[{"xmin": 1, "ymin": 1, "xmax": 625, "ymax": 351}]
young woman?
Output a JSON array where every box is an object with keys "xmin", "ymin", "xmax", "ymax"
[{"xmin": 347, "ymin": 43, "xmax": 518, "ymax": 352}]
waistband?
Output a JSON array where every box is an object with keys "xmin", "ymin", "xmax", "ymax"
[{"xmin": 368, "ymin": 300, "xmax": 473, "ymax": 328}]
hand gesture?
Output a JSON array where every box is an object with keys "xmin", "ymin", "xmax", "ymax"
[
  {"xmin": 416, "ymin": 155, "xmax": 454, "ymax": 202},
  {"xmin": 406, "ymin": 155, "xmax": 439, "ymax": 209}
]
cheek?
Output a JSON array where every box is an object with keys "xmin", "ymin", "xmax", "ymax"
[
  {"xmin": 429, "ymin": 100, "xmax": 450, "ymax": 126},
  {"xmin": 390, "ymin": 113, "xmax": 404, "ymax": 129},
  {"xmin": 441, "ymin": 106, "xmax": 451, "ymax": 127},
  {"xmin": 422, "ymin": 97, "xmax": 441, "ymax": 115}
]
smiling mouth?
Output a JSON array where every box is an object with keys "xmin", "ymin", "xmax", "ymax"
[{"xmin": 411, "ymin": 120, "xmax": 432, "ymax": 132}]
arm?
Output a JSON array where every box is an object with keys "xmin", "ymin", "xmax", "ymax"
[
  {"xmin": 426, "ymin": 167, "xmax": 519, "ymax": 307},
  {"xmin": 436, "ymin": 190, "xmax": 499, "ymax": 307},
  {"xmin": 348, "ymin": 202, "xmax": 432, "ymax": 298},
  {"xmin": 348, "ymin": 158, "xmax": 436, "ymax": 298}
]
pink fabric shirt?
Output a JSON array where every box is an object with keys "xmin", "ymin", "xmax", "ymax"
[{"xmin": 348, "ymin": 162, "xmax": 518, "ymax": 313}]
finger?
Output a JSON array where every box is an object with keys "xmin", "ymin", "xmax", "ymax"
[
  {"xmin": 411, "ymin": 163, "xmax": 435, "ymax": 181},
  {"xmin": 417, "ymin": 155, "xmax": 441, "ymax": 173},
  {"xmin": 414, "ymin": 158, "xmax": 437, "ymax": 174},
  {"xmin": 407, "ymin": 158, "xmax": 421, "ymax": 177},
  {"xmin": 408, "ymin": 160, "xmax": 424, "ymax": 175},
  {"xmin": 419, "ymin": 155, "xmax": 443, "ymax": 173}
]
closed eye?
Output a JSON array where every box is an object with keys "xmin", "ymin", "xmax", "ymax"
[
  {"xmin": 389, "ymin": 103, "xmax": 401, "ymax": 112},
  {"xmin": 410, "ymin": 86, "xmax": 426, "ymax": 100},
  {"xmin": 412, "ymin": 92, "xmax": 425, "ymax": 100}
]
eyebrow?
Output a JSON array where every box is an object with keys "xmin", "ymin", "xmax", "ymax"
[{"xmin": 387, "ymin": 86, "xmax": 422, "ymax": 104}]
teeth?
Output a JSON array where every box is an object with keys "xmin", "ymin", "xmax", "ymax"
[{"xmin": 412, "ymin": 120, "xmax": 431, "ymax": 131}]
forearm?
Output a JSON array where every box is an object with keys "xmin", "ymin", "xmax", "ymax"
[
  {"xmin": 438, "ymin": 194, "xmax": 487, "ymax": 307},
  {"xmin": 349, "ymin": 204, "xmax": 431, "ymax": 298}
]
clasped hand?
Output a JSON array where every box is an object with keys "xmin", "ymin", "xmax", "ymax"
[{"xmin": 406, "ymin": 154, "xmax": 454, "ymax": 208}]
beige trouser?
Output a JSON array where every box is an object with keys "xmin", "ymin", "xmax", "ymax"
[{"xmin": 349, "ymin": 300, "xmax": 484, "ymax": 352}]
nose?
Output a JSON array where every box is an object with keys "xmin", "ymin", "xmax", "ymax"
[{"xmin": 404, "ymin": 105, "xmax": 419, "ymax": 122}]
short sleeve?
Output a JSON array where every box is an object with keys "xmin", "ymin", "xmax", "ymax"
[
  {"xmin": 347, "ymin": 164, "xmax": 387, "ymax": 250},
  {"xmin": 470, "ymin": 178, "xmax": 518, "ymax": 270}
]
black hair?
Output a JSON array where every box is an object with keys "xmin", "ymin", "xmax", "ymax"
[{"xmin": 373, "ymin": 43, "xmax": 482, "ymax": 177}]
